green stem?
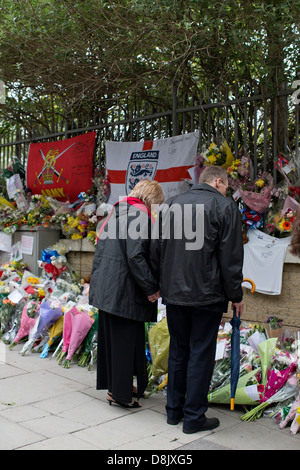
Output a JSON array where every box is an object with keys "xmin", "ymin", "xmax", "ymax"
[
  {"xmin": 78, "ymin": 352, "xmax": 89, "ymax": 367},
  {"xmin": 57, "ymin": 350, "xmax": 66, "ymax": 365},
  {"xmin": 62, "ymin": 359, "xmax": 70, "ymax": 369},
  {"xmin": 240, "ymin": 402, "xmax": 268, "ymax": 421}
]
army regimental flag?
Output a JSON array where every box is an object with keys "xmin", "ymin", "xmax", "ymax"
[{"xmin": 26, "ymin": 132, "xmax": 96, "ymax": 203}]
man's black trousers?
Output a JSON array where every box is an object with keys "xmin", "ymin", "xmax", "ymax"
[{"xmin": 166, "ymin": 304, "xmax": 223, "ymax": 430}]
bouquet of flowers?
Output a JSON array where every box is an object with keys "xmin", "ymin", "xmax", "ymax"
[
  {"xmin": 279, "ymin": 392, "xmax": 300, "ymax": 434},
  {"xmin": 237, "ymin": 171, "xmax": 274, "ymax": 214},
  {"xmin": 227, "ymin": 150, "xmax": 251, "ymax": 184},
  {"xmin": 273, "ymin": 208, "xmax": 297, "ymax": 234},
  {"xmin": 20, "ymin": 298, "xmax": 63, "ymax": 356},
  {"xmin": 0, "ymin": 206, "xmax": 26, "ymax": 233},
  {"xmin": 274, "ymin": 152, "xmax": 300, "ymax": 200},
  {"xmin": 241, "ymin": 375, "xmax": 299, "ymax": 422},
  {"xmin": 9, "ymin": 299, "xmax": 40, "ymax": 348},
  {"xmin": 192, "ymin": 153, "xmax": 206, "ymax": 183},
  {"xmin": 61, "ymin": 214, "xmax": 96, "ymax": 240},
  {"xmin": 227, "ymin": 158, "xmax": 243, "ymax": 181},
  {"xmin": 0, "ymin": 298, "xmax": 16, "ymax": 333},
  {"xmin": 40, "ymin": 315, "xmax": 64, "ymax": 358},
  {"xmin": 262, "ymin": 350, "xmax": 297, "ymax": 402},
  {"xmin": 57, "ymin": 306, "xmax": 94, "ymax": 368},
  {"xmin": 202, "ymin": 140, "xmax": 234, "ymax": 169},
  {"xmin": 26, "ymin": 195, "xmax": 55, "ymax": 227},
  {"xmin": 266, "ymin": 316, "xmax": 283, "ymax": 331},
  {"xmin": 77, "ymin": 310, "xmax": 98, "ymax": 367},
  {"xmin": 92, "ymin": 166, "xmax": 111, "ymax": 205}
]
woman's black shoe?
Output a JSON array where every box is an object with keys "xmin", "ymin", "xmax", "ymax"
[{"xmin": 107, "ymin": 397, "xmax": 142, "ymax": 408}]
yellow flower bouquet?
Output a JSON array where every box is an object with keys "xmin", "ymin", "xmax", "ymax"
[{"xmin": 203, "ymin": 140, "xmax": 234, "ymax": 169}]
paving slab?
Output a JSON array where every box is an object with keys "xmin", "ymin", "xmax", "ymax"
[
  {"xmin": 181, "ymin": 419, "xmax": 300, "ymax": 451},
  {"xmin": 0, "ymin": 415, "xmax": 43, "ymax": 450},
  {"xmin": 0, "ymin": 343, "xmax": 300, "ymax": 451},
  {"xmin": 18, "ymin": 433, "xmax": 101, "ymax": 450}
]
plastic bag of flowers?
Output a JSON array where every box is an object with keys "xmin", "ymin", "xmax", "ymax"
[
  {"xmin": 61, "ymin": 306, "xmax": 94, "ymax": 369},
  {"xmin": 1, "ymin": 298, "xmax": 26, "ymax": 345},
  {"xmin": 240, "ymin": 339, "xmax": 298, "ymax": 422},
  {"xmin": 20, "ymin": 298, "xmax": 63, "ymax": 356},
  {"xmin": 241, "ymin": 374, "xmax": 299, "ymax": 422},
  {"xmin": 9, "ymin": 299, "xmax": 41, "ymax": 349},
  {"xmin": 238, "ymin": 172, "xmax": 274, "ymax": 214},
  {"xmin": 51, "ymin": 278, "xmax": 81, "ymax": 303},
  {"xmin": 40, "ymin": 315, "xmax": 64, "ymax": 358},
  {"xmin": 78, "ymin": 309, "xmax": 98, "ymax": 367},
  {"xmin": 208, "ymin": 368, "xmax": 262, "ymax": 407},
  {"xmin": 201, "ymin": 140, "xmax": 234, "ymax": 169},
  {"xmin": 279, "ymin": 392, "xmax": 300, "ymax": 433},
  {"xmin": 148, "ymin": 317, "xmax": 170, "ymax": 381}
]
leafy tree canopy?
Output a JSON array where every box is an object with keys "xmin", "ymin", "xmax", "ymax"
[{"xmin": 0, "ymin": 0, "xmax": 299, "ymax": 132}]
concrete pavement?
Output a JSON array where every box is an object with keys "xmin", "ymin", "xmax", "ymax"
[{"xmin": 0, "ymin": 342, "xmax": 299, "ymax": 451}]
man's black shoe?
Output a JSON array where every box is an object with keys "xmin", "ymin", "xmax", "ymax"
[
  {"xmin": 183, "ymin": 417, "xmax": 220, "ymax": 434},
  {"xmin": 167, "ymin": 416, "xmax": 183, "ymax": 425}
]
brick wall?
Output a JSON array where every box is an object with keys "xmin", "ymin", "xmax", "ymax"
[
  {"xmin": 222, "ymin": 254, "xmax": 300, "ymax": 331},
  {"xmin": 66, "ymin": 250, "xmax": 94, "ymax": 281},
  {"xmin": 225, "ymin": 262, "xmax": 300, "ymax": 331}
]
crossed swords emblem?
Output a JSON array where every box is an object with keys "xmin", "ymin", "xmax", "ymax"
[{"xmin": 34, "ymin": 143, "xmax": 75, "ymax": 187}]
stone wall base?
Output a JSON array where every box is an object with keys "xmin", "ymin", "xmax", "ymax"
[{"xmin": 65, "ymin": 241, "xmax": 300, "ymax": 331}]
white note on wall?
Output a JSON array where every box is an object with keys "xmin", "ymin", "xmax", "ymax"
[{"xmin": 21, "ymin": 235, "xmax": 34, "ymax": 255}]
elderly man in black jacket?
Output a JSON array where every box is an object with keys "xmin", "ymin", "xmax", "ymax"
[{"xmin": 150, "ymin": 165, "xmax": 244, "ymax": 434}]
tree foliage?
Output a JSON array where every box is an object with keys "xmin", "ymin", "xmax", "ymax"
[{"xmin": 0, "ymin": 0, "xmax": 299, "ymax": 132}]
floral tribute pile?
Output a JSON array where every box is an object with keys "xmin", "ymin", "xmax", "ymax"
[
  {"xmin": 146, "ymin": 311, "xmax": 300, "ymax": 434},
  {"xmin": 208, "ymin": 320, "xmax": 300, "ymax": 433},
  {"xmin": 0, "ymin": 158, "xmax": 111, "ymax": 244},
  {"xmin": 1, "ymin": 140, "xmax": 300, "ymax": 242},
  {"xmin": 194, "ymin": 142, "xmax": 300, "ymax": 237},
  {"xmin": 0, "ymin": 243, "xmax": 98, "ymax": 370}
]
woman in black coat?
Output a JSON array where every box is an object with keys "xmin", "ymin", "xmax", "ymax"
[{"xmin": 89, "ymin": 179, "xmax": 164, "ymax": 408}]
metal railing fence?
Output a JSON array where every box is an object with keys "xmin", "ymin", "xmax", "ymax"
[{"xmin": 0, "ymin": 83, "xmax": 299, "ymax": 183}]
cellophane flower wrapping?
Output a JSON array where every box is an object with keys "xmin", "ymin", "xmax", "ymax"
[
  {"xmin": 148, "ymin": 317, "xmax": 170, "ymax": 381},
  {"xmin": 241, "ymin": 375, "xmax": 299, "ymax": 422},
  {"xmin": 78, "ymin": 309, "xmax": 98, "ymax": 367},
  {"xmin": 13, "ymin": 300, "xmax": 40, "ymax": 344},
  {"xmin": 32, "ymin": 299, "xmax": 63, "ymax": 340},
  {"xmin": 262, "ymin": 351, "xmax": 296, "ymax": 402},
  {"xmin": 206, "ymin": 320, "xmax": 300, "ymax": 418},
  {"xmin": 208, "ymin": 327, "xmax": 263, "ymax": 406},
  {"xmin": 202, "ymin": 140, "xmax": 234, "ymax": 169},
  {"xmin": 1, "ymin": 298, "xmax": 26, "ymax": 344},
  {"xmin": 279, "ymin": 392, "xmax": 300, "ymax": 433},
  {"xmin": 62, "ymin": 306, "xmax": 73, "ymax": 354},
  {"xmin": 239, "ymin": 174, "xmax": 273, "ymax": 213},
  {"xmin": 20, "ymin": 299, "xmax": 62, "ymax": 356},
  {"xmin": 0, "ymin": 295, "xmax": 15, "ymax": 332},
  {"xmin": 66, "ymin": 307, "xmax": 94, "ymax": 361},
  {"xmin": 40, "ymin": 315, "xmax": 64, "ymax": 358}
]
